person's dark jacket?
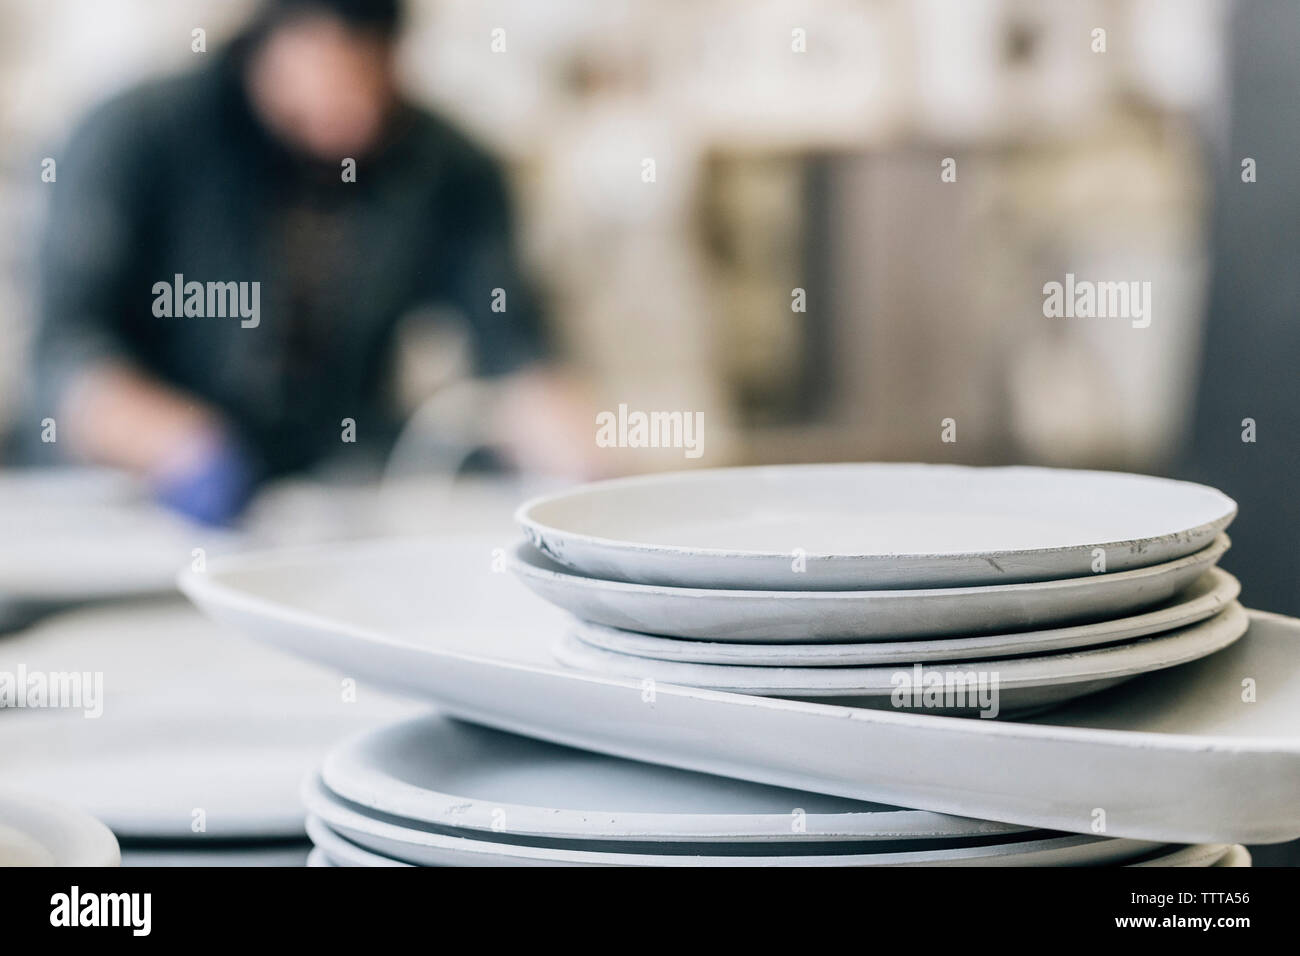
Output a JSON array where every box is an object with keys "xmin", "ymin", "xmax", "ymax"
[{"xmin": 32, "ymin": 51, "xmax": 547, "ymax": 477}]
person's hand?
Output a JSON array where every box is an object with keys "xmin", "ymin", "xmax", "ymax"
[
  {"xmin": 60, "ymin": 364, "xmax": 258, "ymax": 525},
  {"xmin": 492, "ymin": 368, "xmax": 616, "ymax": 480}
]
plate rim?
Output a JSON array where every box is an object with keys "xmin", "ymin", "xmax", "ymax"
[
  {"xmin": 307, "ymin": 815, "xmax": 410, "ymax": 867},
  {"xmin": 509, "ymin": 534, "xmax": 1231, "ymax": 602},
  {"xmin": 567, "ymin": 567, "xmax": 1241, "ymax": 665},
  {"xmin": 550, "ymin": 603, "xmax": 1250, "ymax": 695},
  {"xmin": 303, "ymin": 776, "xmax": 1155, "ymax": 867}
]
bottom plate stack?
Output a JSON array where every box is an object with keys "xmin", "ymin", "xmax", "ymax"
[{"xmin": 302, "ymin": 715, "xmax": 1250, "ymax": 868}]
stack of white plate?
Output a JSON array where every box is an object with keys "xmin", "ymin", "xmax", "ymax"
[
  {"xmin": 511, "ymin": 465, "xmax": 1244, "ymax": 716},
  {"xmin": 303, "ymin": 714, "xmax": 1247, "ymax": 867},
  {"xmin": 180, "ymin": 526, "xmax": 1300, "ymax": 858}
]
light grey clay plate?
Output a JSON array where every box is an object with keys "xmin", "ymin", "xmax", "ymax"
[
  {"xmin": 508, "ymin": 536, "xmax": 1230, "ymax": 641},
  {"xmin": 302, "ymin": 777, "xmax": 1158, "ymax": 867},
  {"xmin": 320, "ymin": 713, "xmax": 1029, "ymax": 843},
  {"xmin": 568, "ymin": 569, "xmax": 1239, "ymax": 665},
  {"xmin": 516, "ymin": 464, "xmax": 1236, "ymax": 590},
  {"xmin": 550, "ymin": 604, "xmax": 1248, "ymax": 717}
]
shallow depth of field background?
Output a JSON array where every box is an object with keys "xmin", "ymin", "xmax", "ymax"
[{"xmin": 0, "ymin": 0, "xmax": 1295, "ymax": 611}]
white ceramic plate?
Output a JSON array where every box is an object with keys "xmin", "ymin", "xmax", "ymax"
[
  {"xmin": 510, "ymin": 537, "xmax": 1230, "ymax": 642},
  {"xmin": 1, "ymin": 707, "xmax": 354, "ymax": 839},
  {"xmin": 0, "ymin": 790, "xmax": 120, "ymax": 866},
  {"xmin": 569, "ymin": 569, "xmax": 1240, "ymax": 665},
  {"xmin": 0, "ymin": 599, "xmax": 415, "ymax": 839},
  {"xmin": 516, "ymin": 464, "xmax": 1237, "ymax": 590},
  {"xmin": 0, "ymin": 490, "xmax": 239, "ymax": 602},
  {"xmin": 303, "ymin": 777, "xmax": 1156, "ymax": 867},
  {"xmin": 321, "ymin": 713, "xmax": 1027, "ymax": 843},
  {"xmin": 550, "ymin": 604, "xmax": 1248, "ymax": 716},
  {"xmin": 177, "ymin": 537, "xmax": 1300, "ymax": 844},
  {"xmin": 0, "ymin": 466, "xmax": 141, "ymax": 510}
]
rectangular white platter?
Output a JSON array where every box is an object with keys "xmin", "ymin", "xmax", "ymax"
[{"xmin": 178, "ymin": 536, "xmax": 1300, "ymax": 845}]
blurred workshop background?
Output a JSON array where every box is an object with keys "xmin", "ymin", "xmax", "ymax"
[{"xmin": 0, "ymin": 0, "xmax": 1295, "ymax": 614}]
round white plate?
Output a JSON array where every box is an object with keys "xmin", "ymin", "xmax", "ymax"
[
  {"xmin": 517, "ymin": 464, "xmax": 1236, "ymax": 590},
  {"xmin": 552, "ymin": 604, "xmax": 1249, "ymax": 716},
  {"xmin": 0, "ymin": 599, "xmax": 415, "ymax": 840},
  {"xmin": 509, "ymin": 536, "xmax": 1230, "ymax": 642},
  {"xmin": 570, "ymin": 569, "xmax": 1240, "ymax": 666},
  {"xmin": 321, "ymin": 713, "xmax": 1027, "ymax": 843},
  {"xmin": 0, "ymin": 466, "xmax": 140, "ymax": 509},
  {"xmin": 0, "ymin": 497, "xmax": 239, "ymax": 602},
  {"xmin": 0, "ymin": 790, "xmax": 120, "ymax": 866},
  {"xmin": 304, "ymin": 777, "xmax": 1156, "ymax": 867},
  {"xmin": 3, "ymin": 708, "xmax": 345, "ymax": 839}
]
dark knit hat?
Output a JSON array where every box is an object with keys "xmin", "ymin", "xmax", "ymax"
[{"xmin": 254, "ymin": 0, "xmax": 403, "ymax": 39}]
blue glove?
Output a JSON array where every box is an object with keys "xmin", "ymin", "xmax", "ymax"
[{"xmin": 153, "ymin": 434, "xmax": 257, "ymax": 527}]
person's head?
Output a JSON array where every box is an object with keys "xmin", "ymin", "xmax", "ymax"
[{"xmin": 242, "ymin": 0, "xmax": 403, "ymax": 160}]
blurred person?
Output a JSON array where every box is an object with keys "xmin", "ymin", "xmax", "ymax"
[{"xmin": 29, "ymin": 0, "xmax": 595, "ymax": 524}]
